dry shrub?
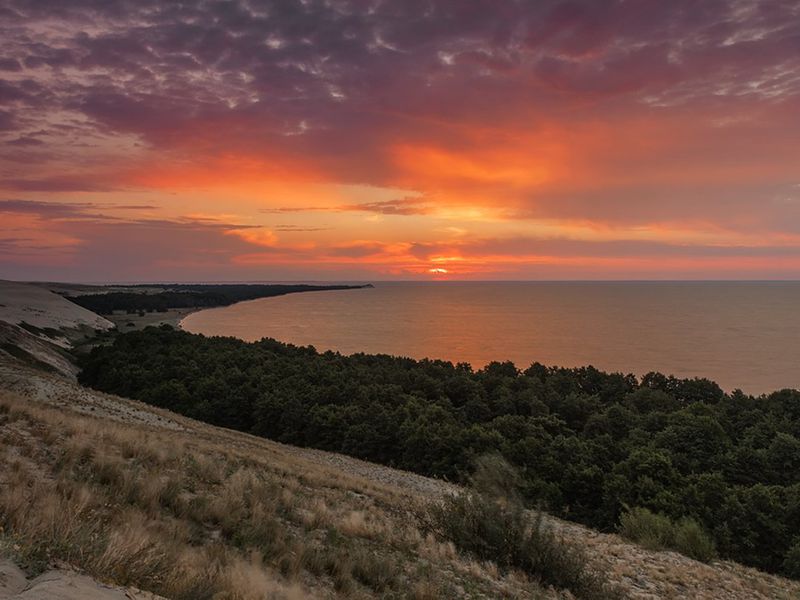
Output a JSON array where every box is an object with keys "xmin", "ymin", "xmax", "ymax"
[
  {"xmin": 409, "ymin": 579, "xmax": 446, "ymax": 600},
  {"xmin": 58, "ymin": 436, "xmax": 95, "ymax": 470},
  {"xmin": 185, "ymin": 453, "xmax": 224, "ymax": 485},
  {"xmin": 163, "ymin": 546, "xmax": 226, "ymax": 600},
  {"xmin": 0, "ymin": 393, "xmax": 552, "ymax": 600},
  {"xmin": 234, "ymin": 501, "xmax": 286, "ymax": 559},
  {"xmin": 337, "ymin": 510, "xmax": 385, "ymax": 540},
  {"xmin": 0, "ymin": 473, "xmax": 102, "ymax": 572},
  {"xmin": 328, "ymin": 554, "xmax": 354, "ymax": 594},
  {"xmin": 349, "ymin": 548, "xmax": 397, "ymax": 592},
  {"xmin": 223, "ymin": 552, "xmax": 307, "ymax": 600},
  {"xmin": 208, "ymin": 469, "xmax": 259, "ymax": 520},
  {"xmin": 279, "ymin": 488, "xmax": 295, "ymax": 511},
  {"xmin": 91, "ymin": 448, "xmax": 126, "ymax": 487},
  {"xmin": 115, "ymin": 430, "xmax": 155, "ymax": 462},
  {"xmin": 133, "ymin": 474, "xmax": 180, "ymax": 514},
  {"xmin": 7, "ymin": 406, "xmax": 27, "ymax": 423},
  {"xmin": 416, "ymin": 532, "xmax": 458, "ymax": 565},
  {"xmin": 275, "ymin": 541, "xmax": 306, "ymax": 578},
  {"xmin": 192, "ymin": 469, "xmax": 292, "ymax": 561},
  {"xmin": 305, "ymin": 498, "xmax": 333, "ymax": 530},
  {"xmin": 421, "ymin": 455, "xmax": 623, "ymax": 600},
  {"xmin": 91, "ymin": 509, "xmax": 174, "ymax": 589},
  {"xmin": 92, "ymin": 511, "xmax": 260, "ymax": 600}
]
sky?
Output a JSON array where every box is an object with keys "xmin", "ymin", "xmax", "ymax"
[{"xmin": 1, "ymin": 0, "xmax": 799, "ymax": 282}]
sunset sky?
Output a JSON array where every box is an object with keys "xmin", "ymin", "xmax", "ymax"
[{"xmin": 1, "ymin": 0, "xmax": 799, "ymax": 281}]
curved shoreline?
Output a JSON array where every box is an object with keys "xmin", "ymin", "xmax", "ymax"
[
  {"xmin": 176, "ymin": 306, "xmax": 200, "ymax": 331},
  {"xmin": 99, "ymin": 284, "xmax": 373, "ymax": 334},
  {"xmin": 178, "ymin": 285, "xmax": 372, "ymax": 334},
  {"xmin": 169, "ymin": 281, "xmax": 800, "ymax": 395}
]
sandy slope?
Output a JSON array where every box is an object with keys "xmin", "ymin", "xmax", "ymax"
[
  {"xmin": 0, "ymin": 281, "xmax": 115, "ymax": 379},
  {"xmin": 0, "ymin": 280, "xmax": 113, "ymax": 336},
  {"xmin": 2, "ymin": 356, "xmax": 800, "ymax": 600},
  {"xmin": 0, "ymin": 560, "xmax": 165, "ymax": 600}
]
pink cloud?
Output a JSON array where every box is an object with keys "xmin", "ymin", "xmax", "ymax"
[{"xmin": 1, "ymin": 1, "xmax": 800, "ymax": 279}]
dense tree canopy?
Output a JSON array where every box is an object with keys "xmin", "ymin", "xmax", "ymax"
[{"xmin": 79, "ymin": 327, "xmax": 800, "ymax": 577}]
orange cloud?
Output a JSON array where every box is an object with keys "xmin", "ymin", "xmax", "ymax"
[
  {"xmin": 3, "ymin": 0, "xmax": 800, "ymax": 281},
  {"xmin": 391, "ymin": 143, "xmax": 555, "ymax": 188},
  {"xmin": 225, "ymin": 228, "xmax": 278, "ymax": 248}
]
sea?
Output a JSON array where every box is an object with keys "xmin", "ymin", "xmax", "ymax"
[{"xmin": 180, "ymin": 281, "xmax": 800, "ymax": 395}]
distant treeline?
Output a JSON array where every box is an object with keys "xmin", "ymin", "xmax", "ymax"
[
  {"xmin": 66, "ymin": 284, "xmax": 370, "ymax": 315},
  {"xmin": 78, "ymin": 327, "xmax": 800, "ymax": 578}
]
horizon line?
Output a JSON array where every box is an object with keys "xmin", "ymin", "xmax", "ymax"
[{"xmin": 7, "ymin": 278, "xmax": 800, "ymax": 286}]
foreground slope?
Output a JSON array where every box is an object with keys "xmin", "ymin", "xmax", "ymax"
[
  {"xmin": 0, "ymin": 357, "xmax": 537, "ymax": 600},
  {"xmin": 2, "ymin": 357, "xmax": 800, "ymax": 599}
]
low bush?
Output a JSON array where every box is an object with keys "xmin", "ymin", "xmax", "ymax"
[
  {"xmin": 619, "ymin": 506, "xmax": 716, "ymax": 563},
  {"xmin": 674, "ymin": 517, "xmax": 716, "ymax": 563},
  {"xmin": 618, "ymin": 506, "xmax": 674, "ymax": 551},
  {"xmin": 782, "ymin": 541, "xmax": 800, "ymax": 579},
  {"xmin": 350, "ymin": 548, "xmax": 397, "ymax": 592},
  {"xmin": 421, "ymin": 455, "xmax": 622, "ymax": 600}
]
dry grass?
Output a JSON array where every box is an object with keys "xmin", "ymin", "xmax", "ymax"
[
  {"xmin": 6, "ymin": 361, "xmax": 799, "ymax": 600},
  {"xmin": 337, "ymin": 510, "xmax": 388, "ymax": 541},
  {"xmin": 0, "ymin": 390, "xmax": 548, "ymax": 599}
]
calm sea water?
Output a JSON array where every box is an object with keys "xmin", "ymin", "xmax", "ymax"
[{"xmin": 181, "ymin": 282, "xmax": 800, "ymax": 394}]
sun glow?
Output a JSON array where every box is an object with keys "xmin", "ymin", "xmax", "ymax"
[{"xmin": 2, "ymin": 1, "xmax": 799, "ymax": 282}]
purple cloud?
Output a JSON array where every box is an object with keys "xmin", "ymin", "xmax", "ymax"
[{"xmin": 1, "ymin": 0, "xmax": 800, "ymax": 279}]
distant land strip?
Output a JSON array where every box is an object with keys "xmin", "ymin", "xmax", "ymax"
[{"xmin": 63, "ymin": 283, "xmax": 373, "ymax": 315}]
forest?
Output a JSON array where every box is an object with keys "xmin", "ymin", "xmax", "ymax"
[
  {"xmin": 78, "ymin": 326, "xmax": 800, "ymax": 578},
  {"xmin": 66, "ymin": 284, "xmax": 370, "ymax": 314}
]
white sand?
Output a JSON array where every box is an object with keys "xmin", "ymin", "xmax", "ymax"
[
  {"xmin": 0, "ymin": 280, "xmax": 113, "ymax": 333},
  {"xmin": 0, "ymin": 560, "xmax": 165, "ymax": 599}
]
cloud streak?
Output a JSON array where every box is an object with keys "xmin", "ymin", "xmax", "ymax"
[{"xmin": 1, "ymin": 0, "xmax": 799, "ymax": 279}]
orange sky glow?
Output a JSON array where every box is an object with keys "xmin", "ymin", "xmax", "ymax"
[{"xmin": 1, "ymin": 1, "xmax": 800, "ymax": 281}]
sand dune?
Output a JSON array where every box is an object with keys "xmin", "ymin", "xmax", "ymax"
[{"xmin": 0, "ymin": 280, "xmax": 113, "ymax": 338}]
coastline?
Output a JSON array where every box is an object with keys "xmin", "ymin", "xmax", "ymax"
[
  {"xmin": 167, "ymin": 281, "xmax": 800, "ymax": 395},
  {"xmin": 88, "ymin": 284, "xmax": 375, "ymax": 334},
  {"xmin": 105, "ymin": 306, "xmax": 200, "ymax": 332},
  {"xmin": 176, "ymin": 284, "xmax": 374, "ymax": 335}
]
